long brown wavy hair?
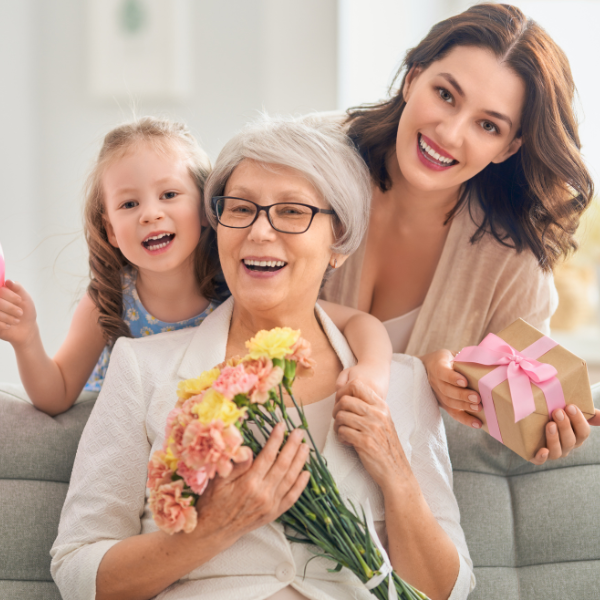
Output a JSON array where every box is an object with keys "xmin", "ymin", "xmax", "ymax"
[
  {"xmin": 84, "ymin": 117, "xmax": 221, "ymax": 345},
  {"xmin": 346, "ymin": 3, "xmax": 593, "ymax": 270}
]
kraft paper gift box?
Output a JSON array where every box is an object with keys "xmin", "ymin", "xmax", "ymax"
[{"xmin": 453, "ymin": 318, "xmax": 595, "ymax": 461}]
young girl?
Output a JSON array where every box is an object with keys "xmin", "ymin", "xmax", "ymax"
[{"xmin": 0, "ymin": 117, "xmax": 391, "ymax": 416}]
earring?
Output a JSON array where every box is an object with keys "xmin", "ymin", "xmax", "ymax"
[{"xmin": 330, "ymin": 258, "xmax": 338, "ymax": 269}]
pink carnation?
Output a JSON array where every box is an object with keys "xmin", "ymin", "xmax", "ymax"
[
  {"xmin": 177, "ymin": 462, "xmax": 210, "ymax": 495},
  {"xmin": 149, "ymin": 480, "xmax": 197, "ymax": 535},
  {"xmin": 147, "ymin": 451, "xmax": 174, "ymax": 491},
  {"xmin": 212, "ymin": 364, "xmax": 259, "ymax": 399},
  {"xmin": 289, "ymin": 337, "xmax": 316, "ymax": 378},
  {"xmin": 243, "ymin": 357, "xmax": 284, "ymax": 404},
  {"xmin": 180, "ymin": 420, "xmax": 249, "ymax": 479},
  {"xmin": 163, "ymin": 402, "xmax": 195, "ymax": 455}
]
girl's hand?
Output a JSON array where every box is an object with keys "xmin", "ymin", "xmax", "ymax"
[
  {"xmin": 193, "ymin": 423, "xmax": 310, "ymax": 546},
  {"xmin": 336, "ymin": 360, "xmax": 390, "ymax": 402},
  {"xmin": 333, "ymin": 379, "xmax": 415, "ymax": 493},
  {"xmin": 0, "ymin": 280, "xmax": 38, "ymax": 347},
  {"xmin": 420, "ymin": 349, "xmax": 484, "ymax": 429}
]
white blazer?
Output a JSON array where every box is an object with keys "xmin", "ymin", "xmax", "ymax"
[{"xmin": 51, "ymin": 297, "xmax": 474, "ymax": 600}]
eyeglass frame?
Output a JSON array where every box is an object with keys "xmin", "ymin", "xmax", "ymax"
[{"xmin": 211, "ymin": 196, "xmax": 336, "ymax": 234}]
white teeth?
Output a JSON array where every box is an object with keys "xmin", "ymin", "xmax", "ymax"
[
  {"xmin": 243, "ymin": 259, "xmax": 286, "ymax": 267},
  {"xmin": 145, "ymin": 233, "xmax": 172, "ymax": 242},
  {"xmin": 419, "ymin": 136, "xmax": 454, "ymax": 165}
]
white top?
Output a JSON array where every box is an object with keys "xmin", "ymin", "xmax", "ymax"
[
  {"xmin": 51, "ymin": 297, "xmax": 475, "ymax": 600},
  {"xmin": 383, "ymin": 306, "xmax": 422, "ymax": 354}
]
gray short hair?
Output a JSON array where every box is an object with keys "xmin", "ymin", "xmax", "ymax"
[{"xmin": 204, "ymin": 114, "xmax": 371, "ymax": 256}]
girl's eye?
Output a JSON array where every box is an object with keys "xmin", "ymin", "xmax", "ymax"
[
  {"xmin": 480, "ymin": 121, "xmax": 498, "ymax": 134},
  {"xmin": 121, "ymin": 200, "xmax": 138, "ymax": 209},
  {"xmin": 437, "ymin": 87, "xmax": 453, "ymax": 104},
  {"xmin": 162, "ymin": 191, "xmax": 178, "ymax": 200}
]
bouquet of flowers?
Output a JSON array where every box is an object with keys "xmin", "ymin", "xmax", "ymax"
[{"xmin": 147, "ymin": 327, "xmax": 427, "ymax": 600}]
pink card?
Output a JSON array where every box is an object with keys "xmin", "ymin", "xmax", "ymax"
[{"xmin": 0, "ymin": 242, "xmax": 4, "ymax": 287}]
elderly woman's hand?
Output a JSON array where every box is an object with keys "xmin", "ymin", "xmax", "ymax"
[
  {"xmin": 333, "ymin": 380, "xmax": 414, "ymax": 492},
  {"xmin": 193, "ymin": 423, "xmax": 310, "ymax": 546}
]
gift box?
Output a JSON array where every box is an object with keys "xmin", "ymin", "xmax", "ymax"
[{"xmin": 453, "ymin": 318, "xmax": 595, "ymax": 461}]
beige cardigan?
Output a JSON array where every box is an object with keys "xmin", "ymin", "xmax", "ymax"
[{"xmin": 321, "ymin": 203, "xmax": 558, "ymax": 356}]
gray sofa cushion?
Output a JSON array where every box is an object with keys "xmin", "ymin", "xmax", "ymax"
[
  {"xmin": 443, "ymin": 384, "xmax": 600, "ymax": 599},
  {"xmin": 0, "ymin": 383, "xmax": 599, "ymax": 599},
  {"xmin": 0, "ymin": 386, "xmax": 96, "ymax": 599}
]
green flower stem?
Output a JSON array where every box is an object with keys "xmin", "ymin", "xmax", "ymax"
[{"xmin": 233, "ymin": 373, "xmax": 428, "ymax": 600}]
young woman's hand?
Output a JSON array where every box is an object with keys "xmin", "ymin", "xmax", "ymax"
[
  {"xmin": 336, "ymin": 360, "xmax": 390, "ymax": 402},
  {"xmin": 530, "ymin": 405, "xmax": 593, "ymax": 465},
  {"xmin": 420, "ymin": 349, "xmax": 484, "ymax": 429},
  {"xmin": 0, "ymin": 280, "xmax": 38, "ymax": 347},
  {"xmin": 193, "ymin": 423, "xmax": 310, "ymax": 546}
]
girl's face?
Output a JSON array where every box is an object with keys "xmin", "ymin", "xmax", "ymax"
[
  {"xmin": 102, "ymin": 141, "xmax": 202, "ymax": 276},
  {"xmin": 396, "ymin": 45, "xmax": 525, "ymax": 194},
  {"xmin": 217, "ymin": 159, "xmax": 343, "ymax": 316}
]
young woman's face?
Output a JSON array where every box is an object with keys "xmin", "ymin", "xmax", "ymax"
[
  {"xmin": 396, "ymin": 45, "xmax": 525, "ymax": 194},
  {"xmin": 102, "ymin": 141, "xmax": 202, "ymax": 276}
]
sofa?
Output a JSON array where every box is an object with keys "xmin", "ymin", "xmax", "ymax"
[{"xmin": 1, "ymin": 382, "xmax": 599, "ymax": 600}]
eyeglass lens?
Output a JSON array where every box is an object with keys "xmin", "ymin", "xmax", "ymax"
[{"xmin": 216, "ymin": 198, "xmax": 315, "ymax": 233}]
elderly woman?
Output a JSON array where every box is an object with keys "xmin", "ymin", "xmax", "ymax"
[{"xmin": 51, "ymin": 117, "xmax": 473, "ymax": 600}]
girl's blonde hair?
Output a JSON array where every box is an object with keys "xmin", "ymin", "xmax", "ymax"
[{"xmin": 84, "ymin": 116, "xmax": 217, "ymax": 345}]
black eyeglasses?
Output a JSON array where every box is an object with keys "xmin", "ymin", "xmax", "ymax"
[{"xmin": 212, "ymin": 196, "xmax": 336, "ymax": 234}]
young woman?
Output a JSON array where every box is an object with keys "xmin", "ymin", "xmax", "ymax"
[{"xmin": 321, "ymin": 2, "xmax": 599, "ymax": 463}]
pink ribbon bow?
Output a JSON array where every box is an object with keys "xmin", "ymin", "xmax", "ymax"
[
  {"xmin": 454, "ymin": 333, "xmax": 566, "ymax": 443},
  {"xmin": 0, "ymin": 242, "xmax": 4, "ymax": 287}
]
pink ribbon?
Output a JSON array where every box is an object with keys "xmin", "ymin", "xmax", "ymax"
[
  {"xmin": 454, "ymin": 333, "xmax": 566, "ymax": 443},
  {"xmin": 0, "ymin": 242, "xmax": 4, "ymax": 287}
]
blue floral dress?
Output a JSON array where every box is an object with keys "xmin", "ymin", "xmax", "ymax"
[{"xmin": 84, "ymin": 266, "xmax": 219, "ymax": 392}]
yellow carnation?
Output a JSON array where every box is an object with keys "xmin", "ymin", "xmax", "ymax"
[
  {"xmin": 246, "ymin": 327, "xmax": 300, "ymax": 360},
  {"xmin": 177, "ymin": 368, "xmax": 221, "ymax": 400},
  {"xmin": 164, "ymin": 439, "xmax": 179, "ymax": 470},
  {"xmin": 191, "ymin": 388, "xmax": 246, "ymax": 426}
]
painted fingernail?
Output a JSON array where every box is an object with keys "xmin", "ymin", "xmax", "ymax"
[
  {"xmin": 554, "ymin": 409, "xmax": 564, "ymax": 421},
  {"xmin": 548, "ymin": 423, "xmax": 557, "ymax": 434},
  {"xmin": 457, "ymin": 380, "xmax": 467, "ymax": 387},
  {"xmin": 567, "ymin": 405, "xmax": 577, "ymax": 416},
  {"xmin": 471, "ymin": 421, "xmax": 481, "ymax": 429},
  {"xmin": 470, "ymin": 404, "xmax": 480, "ymax": 412},
  {"xmin": 468, "ymin": 394, "xmax": 478, "ymax": 403}
]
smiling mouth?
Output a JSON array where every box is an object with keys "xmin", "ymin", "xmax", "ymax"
[
  {"xmin": 243, "ymin": 259, "xmax": 287, "ymax": 272},
  {"xmin": 142, "ymin": 233, "xmax": 175, "ymax": 250},
  {"xmin": 418, "ymin": 134, "xmax": 458, "ymax": 167}
]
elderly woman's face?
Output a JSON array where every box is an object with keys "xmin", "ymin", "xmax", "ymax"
[{"xmin": 217, "ymin": 159, "xmax": 337, "ymax": 314}]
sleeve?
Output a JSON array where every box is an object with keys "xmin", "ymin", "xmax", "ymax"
[
  {"xmin": 50, "ymin": 338, "xmax": 150, "ymax": 600},
  {"xmin": 403, "ymin": 356, "xmax": 476, "ymax": 600},
  {"xmin": 486, "ymin": 251, "xmax": 558, "ymax": 337}
]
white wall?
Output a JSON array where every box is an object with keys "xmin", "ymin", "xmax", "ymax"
[{"xmin": 0, "ymin": 0, "xmax": 337, "ymax": 383}]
